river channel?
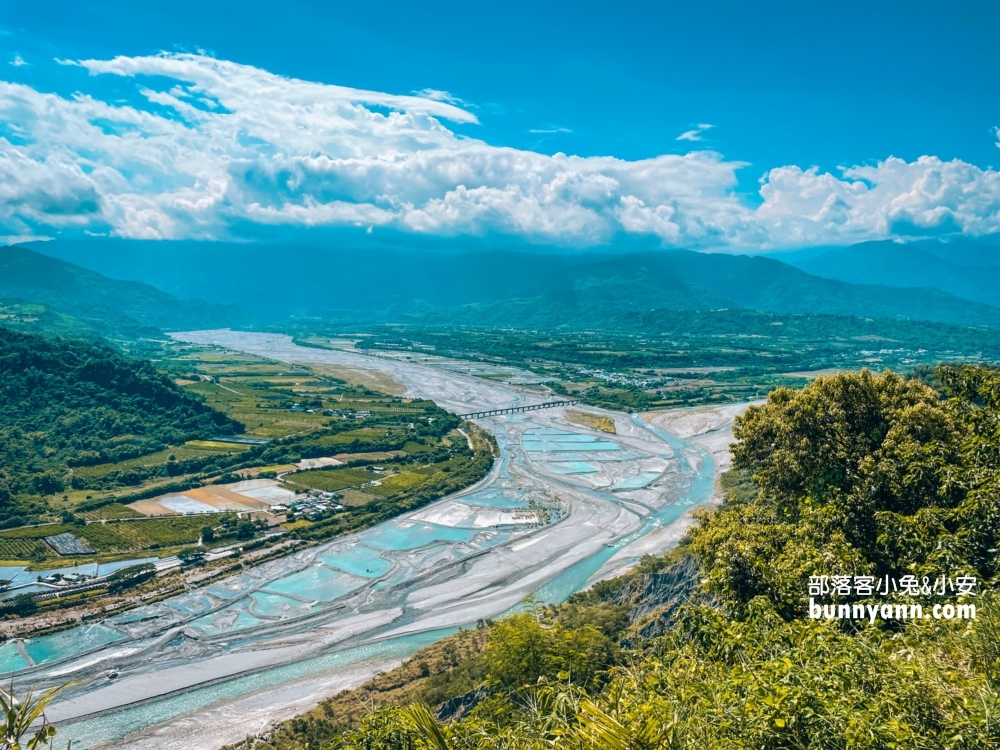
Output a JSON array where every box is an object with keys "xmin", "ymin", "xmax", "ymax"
[{"xmin": 5, "ymin": 331, "xmax": 723, "ymax": 749}]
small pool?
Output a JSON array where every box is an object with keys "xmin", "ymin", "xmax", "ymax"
[
  {"xmin": 546, "ymin": 461, "xmax": 599, "ymax": 474},
  {"xmin": 0, "ymin": 641, "xmax": 29, "ymax": 672},
  {"xmin": 359, "ymin": 522, "xmax": 475, "ymax": 551},
  {"xmin": 262, "ymin": 565, "xmax": 365, "ymax": 602},
  {"xmin": 166, "ymin": 593, "xmax": 217, "ymax": 615},
  {"xmin": 613, "ymin": 471, "xmax": 662, "ymax": 489},
  {"xmin": 317, "ymin": 545, "xmax": 393, "ymax": 578},
  {"xmin": 22, "ymin": 624, "xmax": 125, "ymax": 666},
  {"xmin": 249, "ymin": 592, "xmax": 315, "ymax": 619},
  {"xmin": 190, "ymin": 602, "xmax": 263, "ymax": 635}
]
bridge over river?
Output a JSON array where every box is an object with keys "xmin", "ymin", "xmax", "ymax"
[
  {"xmin": 457, "ymin": 399, "xmax": 581, "ymax": 419},
  {"xmin": 30, "ymin": 331, "xmax": 725, "ymax": 750}
]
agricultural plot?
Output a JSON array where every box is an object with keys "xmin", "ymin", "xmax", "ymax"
[
  {"xmin": 72, "ymin": 445, "xmax": 233, "ymax": 478},
  {"xmin": 74, "ymin": 516, "xmax": 225, "ymax": 552},
  {"xmin": 0, "ymin": 538, "xmax": 49, "ymax": 561},
  {"xmin": 44, "ymin": 533, "xmax": 95, "ymax": 555},
  {"xmin": 284, "ymin": 468, "xmax": 377, "ymax": 493}
]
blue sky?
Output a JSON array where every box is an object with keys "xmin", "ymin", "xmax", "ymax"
[{"xmin": 0, "ymin": 0, "xmax": 998, "ymax": 249}]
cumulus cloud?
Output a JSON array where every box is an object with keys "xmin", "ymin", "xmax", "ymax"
[
  {"xmin": 9, "ymin": 55, "xmax": 25, "ymax": 67},
  {"xmin": 0, "ymin": 52, "xmax": 997, "ymax": 247}
]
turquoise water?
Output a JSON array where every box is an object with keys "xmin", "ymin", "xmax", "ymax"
[
  {"xmin": 460, "ymin": 490, "xmax": 528, "ymax": 508},
  {"xmin": 0, "ymin": 641, "xmax": 28, "ymax": 673},
  {"xmin": 61, "ymin": 628, "xmax": 459, "ymax": 749},
  {"xmin": 359, "ymin": 522, "xmax": 475, "ymax": 550},
  {"xmin": 262, "ymin": 566, "xmax": 365, "ymax": 602},
  {"xmin": 523, "ymin": 441, "xmax": 620, "ymax": 452},
  {"xmin": 547, "ymin": 461, "xmax": 599, "ymax": 474},
  {"xmin": 166, "ymin": 593, "xmax": 216, "ymax": 615},
  {"xmin": 317, "ymin": 545, "xmax": 393, "ymax": 577},
  {"xmin": 530, "ymin": 417, "xmax": 716, "ymax": 607},
  {"xmin": 190, "ymin": 602, "xmax": 263, "ymax": 635},
  {"xmin": 250, "ymin": 592, "xmax": 316, "ymax": 619},
  {"xmin": 22, "ymin": 624, "xmax": 125, "ymax": 666},
  {"xmin": 613, "ymin": 471, "xmax": 662, "ymax": 489},
  {"xmin": 33, "ymin": 405, "xmax": 717, "ymax": 748}
]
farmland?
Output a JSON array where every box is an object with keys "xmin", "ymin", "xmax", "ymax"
[
  {"xmin": 0, "ymin": 515, "xmax": 226, "ymax": 562},
  {"xmin": 0, "ymin": 337, "xmax": 493, "ymax": 573}
]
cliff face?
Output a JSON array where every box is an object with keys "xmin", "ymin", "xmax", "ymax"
[{"xmin": 609, "ymin": 555, "xmax": 712, "ymax": 643}]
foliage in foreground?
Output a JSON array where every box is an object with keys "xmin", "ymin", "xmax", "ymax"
[{"xmin": 300, "ymin": 366, "xmax": 1000, "ymax": 750}]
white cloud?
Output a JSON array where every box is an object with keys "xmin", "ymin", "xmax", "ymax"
[
  {"xmin": 677, "ymin": 123, "xmax": 714, "ymax": 142},
  {"xmin": 412, "ymin": 88, "xmax": 473, "ymax": 108},
  {"xmin": 0, "ymin": 52, "xmax": 996, "ymax": 248},
  {"xmin": 9, "ymin": 55, "xmax": 25, "ymax": 67},
  {"xmin": 530, "ymin": 126, "xmax": 572, "ymax": 134}
]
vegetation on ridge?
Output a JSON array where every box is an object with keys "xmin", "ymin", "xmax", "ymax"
[{"xmin": 235, "ymin": 365, "xmax": 1000, "ymax": 750}]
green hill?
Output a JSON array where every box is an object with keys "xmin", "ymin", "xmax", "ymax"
[
  {"xmin": 0, "ymin": 328, "xmax": 241, "ymax": 527},
  {"xmin": 0, "ymin": 244, "xmax": 247, "ymax": 338}
]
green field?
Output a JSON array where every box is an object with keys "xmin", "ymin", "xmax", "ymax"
[
  {"xmin": 0, "ymin": 515, "xmax": 225, "ymax": 559},
  {"xmin": 284, "ymin": 468, "xmax": 378, "ymax": 493}
]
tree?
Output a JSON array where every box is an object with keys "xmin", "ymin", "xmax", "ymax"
[
  {"xmin": 106, "ymin": 563, "xmax": 156, "ymax": 593},
  {"xmin": 178, "ymin": 548, "xmax": 206, "ymax": 566},
  {"xmin": 201, "ymin": 525, "xmax": 215, "ymax": 543}
]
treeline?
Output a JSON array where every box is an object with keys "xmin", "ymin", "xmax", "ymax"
[
  {"xmin": 252, "ymin": 365, "xmax": 1000, "ymax": 750},
  {"xmin": 71, "ymin": 405, "xmax": 461, "ymax": 495},
  {"xmin": 295, "ymin": 425, "xmax": 497, "ymax": 543},
  {"xmin": 0, "ymin": 328, "xmax": 240, "ymax": 526}
]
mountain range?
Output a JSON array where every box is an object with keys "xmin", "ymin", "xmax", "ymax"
[
  {"xmin": 0, "ymin": 245, "xmax": 246, "ymax": 338},
  {"xmin": 5, "ymin": 236, "xmax": 1000, "ymax": 335},
  {"xmin": 782, "ymin": 239, "xmax": 1000, "ymax": 309}
]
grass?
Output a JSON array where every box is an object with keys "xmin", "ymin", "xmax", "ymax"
[
  {"xmin": 183, "ymin": 440, "xmax": 252, "ymax": 452},
  {"xmin": 0, "ymin": 516, "xmax": 225, "ymax": 558},
  {"xmin": 0, "ymin": 539, "xmax": 49, "ymax": 562},
  {"xmin": 73, "ymin": 445, "xmax": 231, "ymax": 477},
  {"xmin": 77, "ymin": 503, "xmax": 144, "ymax": 521},
  {"xmin": 284, "ymin": 468, "xmax": 378, "ymax": 493},
  {"xmin": 367, "ymin": 471, "xmax": 430, "ymax": 497},
  {"xmin": 75, "ymin": 516, "xmax": 225, "ymax": 552},
  {"xmin": 565, "ymin": 409, "xmax": 617, "ymax": 434}
]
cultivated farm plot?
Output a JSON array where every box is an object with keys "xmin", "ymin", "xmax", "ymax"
[
  {"xmin": 70, "ymin": 516, "xmax": 227, "ymax": 553},
  {"xmin": 0, "ymin": 539, "xmax": 49, "ymax": 561},
  {"xmin": 77, "ymin": 504, "xmax": 144, "ymax": 521},
  {"xmin": 284, "ymin": 468, "xmax": 376, "ymax": 493},
  {"xmin": 72, "ymin": 445, "xmax": 232, "ymax": 478},
  {"xmin": 366, "ymin": 472, "xmax": 428, "ymax": 497}
]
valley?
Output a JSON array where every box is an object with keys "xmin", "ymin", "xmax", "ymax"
[{"xmin": 0, "ymin": 331, "xmax": 741, "ymax": 749}]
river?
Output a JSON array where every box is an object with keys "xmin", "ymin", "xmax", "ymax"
[{"xmin": 8, "ymin": 331, "xmax": 727, "ymax": 749}]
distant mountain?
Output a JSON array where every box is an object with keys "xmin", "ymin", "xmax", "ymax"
[
  {"xmin": 784, "ymin": 240, "xmax": 1000, "ymax": 308},
  {"xmin": 412, "ymin": 251, "xmax": 1000, "ymax": 329},
  {"xmin": 0, "ymin": 245, "xmax": 248, "ymax": 337},
  {"xmin": 19, "ymin": 237, "xmax": 1000, "ymax": 331}
]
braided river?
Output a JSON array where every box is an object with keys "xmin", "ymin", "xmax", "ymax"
[{"xmin": 5, "ymin": 331, "xmax": 732, "ymax": 749}]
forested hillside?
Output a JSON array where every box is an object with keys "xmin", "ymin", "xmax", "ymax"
[
  {"xmin": 0, "ymin": 245, "xmax": 246, "ymax": 337},
  {"xmin": 0, "ymin": 328, "xmax": 240, "ymax": 527},
  {"xmin": 243, "ymin": 366, "xmax": 1000, "ymax": 750}
]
